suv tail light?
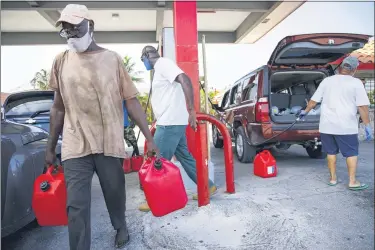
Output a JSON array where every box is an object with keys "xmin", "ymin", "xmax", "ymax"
[{"xmin": 255, "ymin": 97, "xmax": 270, "ymax": 122}]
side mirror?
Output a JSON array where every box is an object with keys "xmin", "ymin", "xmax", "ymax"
[{"xmin": 212, "ymin": 103, "xmax": 224, "ymax": 112}]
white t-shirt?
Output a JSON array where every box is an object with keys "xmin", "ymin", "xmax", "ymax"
[
  {"xmin": 151, "ymin": 57, "xmax": 189, "ymax": 126},
  {"xmin": 311, "ymin": 74, "xmax": 370, "ymax": 135}
]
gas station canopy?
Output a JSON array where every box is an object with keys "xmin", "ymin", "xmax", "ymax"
[{"xmin": 1, "ymin": 1, "xmax": 305, "ymax": 45}]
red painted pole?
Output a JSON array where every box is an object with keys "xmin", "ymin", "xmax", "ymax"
[
  {"xmin": 173, "ymin": 1, "xmax": 200, "ymax": 158},
  {"xmin": 196, "ymin": 113, "xmax": 235, "ymax": 194},
  {"xmin": 174, "ymin": 1, "xmax": 211, "ymax": 206},
  {"xmin": 195, "ymin": 123, "xmax": 210, "ymax": 206}
]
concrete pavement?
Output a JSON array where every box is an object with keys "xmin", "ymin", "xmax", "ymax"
[{"xmin": 2, "ymin": 142, "xmax": 374, "ymax": 250}]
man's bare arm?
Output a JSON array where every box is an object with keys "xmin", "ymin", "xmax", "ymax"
[
  {"xmin": 47, "ymin": 90, "xmax": 65, "ymax": 153},
  {"xmin": 358, "ymin": 105, "xmax": 370, "ymax": 124},
  {"xmin": 304, "ymin": 100, "xmax": 318, "ymax": 113},
  {"xmin": 126, "ymin": 97, "xmax": 154, "ymax": 142},
  {"xmin": 175, "ymin": 73, "xmax": 195, "ymax": 112}
]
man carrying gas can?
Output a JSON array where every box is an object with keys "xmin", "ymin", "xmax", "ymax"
[
  {"xmin": 137, "ymin": 46, "xmax": 217, "ymax": 212},
  {"xmin": 296, "ymin": 56, "xmax": 373, "ymax": 190},
  {"xmin": 45, "ymin": 4, "xmax": 158, "ymax": 249}
]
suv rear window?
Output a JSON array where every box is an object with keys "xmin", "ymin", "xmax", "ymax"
[
  {"xmin": 280, "ymin": 50, "xmax": 344, "ymax": 61},
  {"xmin": 6, "ymin": 97, "xmax": 53, "ymax": 117},
  {"xmin": 242, "ymin": 73, "xmax": 259, "ymax": 102}
]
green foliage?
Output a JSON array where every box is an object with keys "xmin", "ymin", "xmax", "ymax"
[
  {"xmin": 368, "ymin": 90, "xmax": 375, "ymax": 105},
  {"xmin": 199, "ymin": 76, "xmax": 218, "ymax": 115},
  {"xmin": 137, "ymin": 93, "xmax": 153, "ymax": 124},
  {"xmin": 30, "ymin": 69, "xmax": 50, "ymax": 90},
  {"xmin": 123, "ymin": 55, "xmax": 144, "ymax": 83}
]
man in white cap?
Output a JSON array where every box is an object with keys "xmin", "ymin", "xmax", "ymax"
[
  {"xmin": 45, "ymin": 4, "xmax": 158, "ymax": 249},
  {"xmin": 297, "ymin": 56, "xmax": 373, "ymax": 191}
]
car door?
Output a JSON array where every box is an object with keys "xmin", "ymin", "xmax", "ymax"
[
  {"xmin": 225, "ymin": 84, "xmax": 241, "ymax": 137},
  {"xmin": 1, "ymin": 119, "xmax": 48, "ymax": 234},
  {"xmin": 219, "ymin": 90, "xmax": 231, "ymax": 125},
  {"xmin": 241, "ymin": 72, "xmax": 261, "ymax": 137}
]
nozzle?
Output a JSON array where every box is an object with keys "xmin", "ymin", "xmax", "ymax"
[{"xmin": 154, "ymin": 159, "xmax": 163, "ymax": 170}]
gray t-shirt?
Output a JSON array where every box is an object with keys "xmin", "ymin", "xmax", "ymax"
[{"xmin": 311, "ymin": 74, "xmax": 370, "ymax": 135}]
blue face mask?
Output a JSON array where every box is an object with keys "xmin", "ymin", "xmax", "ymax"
[{"xmin": 143, "ymin": 58, "xmax": 153, "ymax": 71}]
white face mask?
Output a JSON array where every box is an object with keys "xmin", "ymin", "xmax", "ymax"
[{"xmin": 67, "ymin": 23, "xmax": 93, "ymax": 53}]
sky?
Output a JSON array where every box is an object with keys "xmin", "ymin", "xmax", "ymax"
[{"xmin": 1, "ymin": 1, "xmax": 374, "ymax": 94}]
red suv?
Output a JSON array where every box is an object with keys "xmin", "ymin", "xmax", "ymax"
[{"xmin": 212, "ymin": 33, "xmax": 370, "ymax": 163}]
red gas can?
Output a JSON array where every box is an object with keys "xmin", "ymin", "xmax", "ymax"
[
  {"xmin": 139, "ymin": 157, "xmax": 188, "ymax": 217},
  {"xmin": 138, "ymin": 157, "xmax": 153, "ymax": 190},
  {"xmin": 131, "ymin": 155, "xmax": 144, "ymax": 172},
  {"xmin": 253, "ymin": 150, "xmax": 277, "ymax": 178},
  {"xmin": 123, "ymin": 158, "xmax": 132, "ymax": 174},
  {"xmin": 32, "ymin": 165, "xmax": 68, "ymax": 226}
]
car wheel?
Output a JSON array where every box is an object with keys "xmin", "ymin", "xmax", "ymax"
[
  {"xmin": 212, "ymin": 126, "xmax": 224, "ymax": 148},
  {"xmin": 306, "ymin": 145, "xmax": 327, "ymax": 159},
  {"xmin": 235, "ymin": 126, "xmax": 257, "ymax": 163}
]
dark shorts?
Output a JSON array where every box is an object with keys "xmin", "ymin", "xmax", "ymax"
[{"xmin": 320, "ymin": 133, "xmax": 359, "ymax": 157}]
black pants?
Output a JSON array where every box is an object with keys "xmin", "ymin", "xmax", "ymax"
[{"xmin": 63, "ymin": 154, "xmax": 126, "ymax": 250}]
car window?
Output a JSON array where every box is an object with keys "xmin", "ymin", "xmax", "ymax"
[
  {"xmin": 229, "ymin": 85, "xmax": 239, "ymax": 105},
  {"xmin": 243, "ymin": 73, "xmax": 259, "ymax": 102},
  {"xmin": 221, "ymin": 91, "xmax": 230, "ymax": 108},
  {"xmin": 6, "ymin": 97, "xmax": 53, "ymax": 117}
]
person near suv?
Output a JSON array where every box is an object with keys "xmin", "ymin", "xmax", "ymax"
[{"xmin": 297, "ymin": 56, "xmax": 373, "ymax": 191}]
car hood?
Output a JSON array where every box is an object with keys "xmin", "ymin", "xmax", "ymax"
[{"xmin": 268, "ymin": 33, "xmax": 370, "ymax": 67}]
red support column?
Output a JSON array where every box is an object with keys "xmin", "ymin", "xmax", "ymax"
[{"xmin": 173, "ymin": 0, "xmax": 210, "ymax": 206}]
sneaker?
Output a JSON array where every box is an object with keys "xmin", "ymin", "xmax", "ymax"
[
  {"xmin": 138, "ymin": 202, "xmax": 150, "ymax": 212},
  {"xmin": 192, "ymin": 185, "xmax": 217, "ymax": 200}
]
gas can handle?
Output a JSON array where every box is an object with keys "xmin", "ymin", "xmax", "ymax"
[
  {"xmin": 46, "ymin": 164, "xmax": 62, "ymax": 176},
  {"xmin": 259, "ymin": 150, "xmax": 270, "ymax": 161}
]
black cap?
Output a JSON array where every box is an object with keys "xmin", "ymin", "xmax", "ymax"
[
  {"xmin": 40, "ymin": 181, "xmax": 50, "ymax": 192},
  {"xmin": 154, "ymin": 159, "xmax": 163, "ymax": 170}
]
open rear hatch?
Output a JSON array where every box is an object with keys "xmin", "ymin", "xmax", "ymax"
[
  {"xmin": 3, "ymin": 91, "xmax": 54, "ymax": 132},
  {"xmin": 268, "ymin": 33, "xmax": 370, "ymax": 67},
  {"xmin": 267, "ymin": 33, "xmax": 370, "ymax": 125}
]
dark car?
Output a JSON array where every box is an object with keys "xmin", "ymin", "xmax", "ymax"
[
  {"xmin": 3, "ymin": 90, "xmax": 55, "ymax": 133},
  {"xmin": 1, "ymin": 96, "xmax": 62, "ymax": 237},
  {"xmin": 212, "ymin": 33, "xmax": 370, "ymax": 163}
]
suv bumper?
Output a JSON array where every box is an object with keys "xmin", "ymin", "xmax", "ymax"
[{"xmin": 248, "ymin": 123, "xmax": 320, "ymax": 145}]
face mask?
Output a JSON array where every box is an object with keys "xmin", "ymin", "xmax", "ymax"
[
  {"xmin": 143, "ymin": 58, "xmax": 153, "ymax": 71},
  {"xmin": 67, "ymin": 23, "xmax": 92, "ymax": 53}
]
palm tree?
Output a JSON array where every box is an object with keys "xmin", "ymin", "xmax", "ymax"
[
  {"xmin": 123, "ymin": 55, "xmax": 144, "ymax": 83},
  {"xmin": 122, "ymin": 55, "xmax": 154, "ymax": 123},
  {"xmin": 30, "ymin": 69, "xmax": 50, "ymax": 90}
]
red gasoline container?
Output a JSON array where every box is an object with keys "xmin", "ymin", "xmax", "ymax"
[
  {"xmin": 253, "ymin": 150, "xmax": 278, "ymax": 178},
  {"xmin": 139, "ymin": 157, "xmax": 188, "ymax": 217},
  {"xmin": 138, "ymin": 157, "xmax": 153, "ymax": 191},
  {"xmin": 123, "ymin": 157, "xmax": 132, "ymax": 174},
  {"xmin": 32, "ymin": 165, "xmax": 68, "ymax": 226},
  {"xmin": 131, "ymin": 155, "xmax": 144, "ymax": 172}
]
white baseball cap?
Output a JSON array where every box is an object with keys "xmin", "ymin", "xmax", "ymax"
[{"xmin": 55, "ymin": 4, "xmax": 93, "ymax": 27}]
